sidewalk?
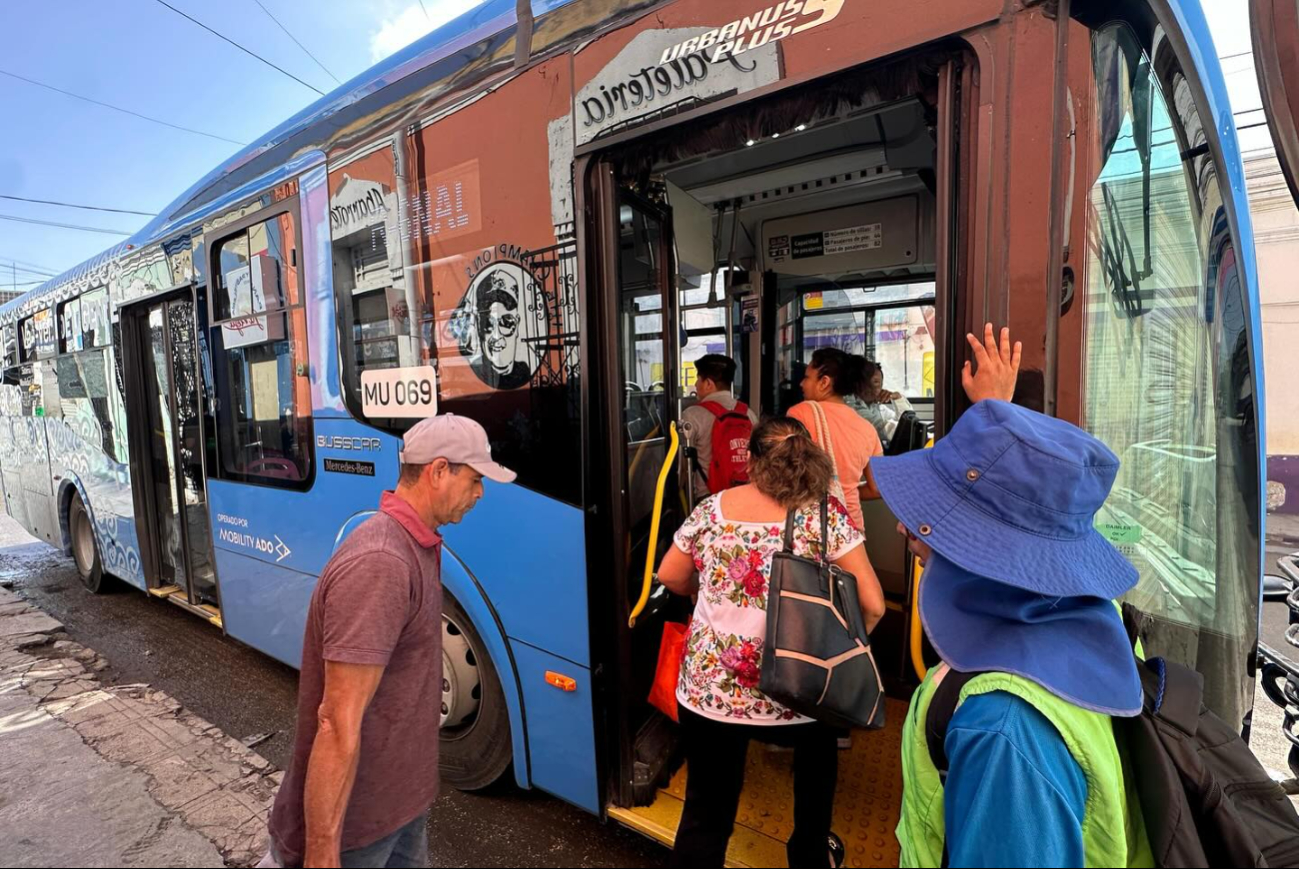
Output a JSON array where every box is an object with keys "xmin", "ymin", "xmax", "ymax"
[{"xmin": 0, "ymin": 586, "xmax": 279, "ymax": 867}]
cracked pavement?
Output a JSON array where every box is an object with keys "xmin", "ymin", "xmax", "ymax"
[{"xmin": 0, "ymin": 586, "xmax": 278, "ymax": 867}]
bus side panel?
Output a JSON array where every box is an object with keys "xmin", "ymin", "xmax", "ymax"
[
  {"xmin": 444, "ymin": 485, "xmax": 590, "ymax": 668},
  {"xmin": 17, "ymin": 416, "xmax": 56, "ymax": 544},
  {"xmin": 46, "ymin": 402, "xmax": 146, "ymax": 590},
  {"xmin": 214, "ymin": 547, "xmax": 317, "ymax": 668},
  {"xmin": 0, "ymin": 416, "xmax": 27, "ymax": 527},
  {"xmin": 509, "ymin": 640, "xmax": 599, "ymax": 813},
  {"xmin": 205, "ymin": 424, "xmax": 401, "ymax": 579},
  {"xmin": 443, "ymin": 487, "xmax": 594, "ymax": 806}
]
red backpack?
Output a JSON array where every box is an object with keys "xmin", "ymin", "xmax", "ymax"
[{"xmin": 697, "ymin": 401, "xmax": 753, "ymax": 493}]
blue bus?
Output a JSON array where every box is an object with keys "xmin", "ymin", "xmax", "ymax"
[{"xmin": 1, "ymin": 0, "xmax": 1291, "ymax": 861}]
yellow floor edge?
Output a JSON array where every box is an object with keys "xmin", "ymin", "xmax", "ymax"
[
  {"xmin": 609, "ymin": 799, "xmax": 788, "ymax": 868},
  {"xmin": 609, "ymin": 697, "xmax": 908, "ymax": 868}
]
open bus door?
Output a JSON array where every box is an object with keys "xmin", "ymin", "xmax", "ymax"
[
  {"xmin": 120, "ymin": 287, "xmax": 220, "ymax": 625},
  {"xmin": 588, "ymin": 157, "xmax": 692, "ymax": 811}
]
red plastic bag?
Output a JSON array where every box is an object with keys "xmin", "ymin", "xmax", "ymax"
[{"xmin": 648, "ymin": 622, "xmax": 688, "ymax": 722}]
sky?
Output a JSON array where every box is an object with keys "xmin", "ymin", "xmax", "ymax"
[
  {"xmin": 0, "ymin": 0, "xmax": 485, "ymax": 292},
  {"xmin": 0, "ymin": 0, "xmax": 1279, "ymax": 293}
]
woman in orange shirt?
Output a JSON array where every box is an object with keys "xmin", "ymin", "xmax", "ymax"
[{"xmin": 787, "ymin": 348, "xmax": 882, "ymax": 530}]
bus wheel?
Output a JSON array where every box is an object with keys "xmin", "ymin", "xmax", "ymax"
[
  {"xmin": 440, "ymin": 595, "xmax": 512, "ymax": 790},
  {"xmin": 69, "ymin": 494, "xmax": 107, "ymax": 594}
]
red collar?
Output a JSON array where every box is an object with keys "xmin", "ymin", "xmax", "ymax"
[{"xmin": 380, "ymin": 491, "xmax": 442, "ymax": 549}]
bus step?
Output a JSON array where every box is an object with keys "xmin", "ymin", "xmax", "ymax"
[
  {"xmin": 148, "ymin": 584, "xmax": 182, "ymax": 598},
  {"xmin": 157, "ymin": 590, "xmax": 224, "ymax": 628},
  {"xmin": 611, "ymin": 696, "xmax": 909, "ymax": 867}
]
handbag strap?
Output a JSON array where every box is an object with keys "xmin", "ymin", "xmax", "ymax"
[
  {"xmin": 810, "ymin": 401, "xmax": 838, "ymax": 469},
  {"xmin": 819, "ymin": 496, "xmax": 830, "ymax": 565},
  {"xmin": 783, "ymin": 497, "xmax": 831, "ymax": 563}
]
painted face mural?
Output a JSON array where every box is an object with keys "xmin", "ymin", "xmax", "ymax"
[{"xmin": 451, "ymin": 258, "xmax": 543, "ymax": 391}]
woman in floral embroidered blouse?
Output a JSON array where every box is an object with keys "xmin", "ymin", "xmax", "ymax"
[{"xmin": 657, "ymin": 418, "xmax": 885, "ymax": 868}]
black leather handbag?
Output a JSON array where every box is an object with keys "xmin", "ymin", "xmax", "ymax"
[{"xmin": 759, "ymin": 498, "xmax": 885, "ymax": 730}]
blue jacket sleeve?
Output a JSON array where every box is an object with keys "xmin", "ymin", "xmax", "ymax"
[{"xmin": 943, "ymin": 690, "xmax": 1088, "ymax": 868}]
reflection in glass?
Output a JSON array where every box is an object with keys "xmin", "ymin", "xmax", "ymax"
[
  {"xmin": 145, "ymin": 306, "xmax": 188, "ymax": 593},
  {"xmin": 1082, "ymin": 22, "xmax": 1258, "ymax": 725}
]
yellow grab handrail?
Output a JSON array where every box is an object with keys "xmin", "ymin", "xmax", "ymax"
[
  {"xmin": 909, "ymin": 436, "xmax": 936, "ymax": 682},
  {"xmin": 629, "ymin": 421, "xmax": 679, "ymax": 628},
  {"xmin": 909, "ymin": 554, "xmax": 927, "ymax": 681}
]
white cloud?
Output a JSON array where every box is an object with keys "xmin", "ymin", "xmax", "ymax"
[{"xmin": 369, "ymin": 0, "xmax": 488, "ymax": 64}]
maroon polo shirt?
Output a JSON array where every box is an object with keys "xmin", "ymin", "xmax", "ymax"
[{"xmin": 268, "ymin": 492, "xmax": 443, "ymax": 864}]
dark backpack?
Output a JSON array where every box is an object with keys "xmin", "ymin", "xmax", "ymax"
[
  {"xmin": 925, "ymin": 651, "xmax": 1299, "ymax": 867},
  {"xmin": 694, "ymin": 401, "xmax": 752, "ymax": 493}
]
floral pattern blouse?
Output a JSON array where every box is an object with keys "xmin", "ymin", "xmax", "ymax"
[{"xmin": 673, "ymin": 492, "xmax": 864, "ymax": 724}]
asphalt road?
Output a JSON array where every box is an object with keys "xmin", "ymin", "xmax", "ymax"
[{"xmin": 0, "ymin": 521, "xmax": 667, "ymax": 869}]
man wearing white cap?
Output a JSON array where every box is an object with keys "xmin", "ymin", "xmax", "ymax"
[{"xmin": 265, "ymin": 414, "xmax": 515, "ymax": 868}]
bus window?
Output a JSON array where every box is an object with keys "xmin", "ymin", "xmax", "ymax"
[
  {"xmin": 798, "ymin": 282, "xmax": 937, "ymax": 400},
  {"xmin": 1080, "ymin": 20, "xmax": 1258, "ymax": 725},
  {"xmin": 55, "ymin": 350, "xmax": 118, "ymax": 460},
  {"xmin": 1, "ymin": 324, "xmax": 15, "ymax": 369},
  {"xmin": 210, "ymin": 208, "xmax": 312, "ymax": 486},
  {"xmin": 19, "ymin": 308, "xmax": 55, "ymax": 363},
  {"xmin": 81, "ymin": 288, "xmax": 111, "ymax": 348},
  {"xmin": 328, "ymin": 66, "xmax": 583, "ymax": 507},
  {"xmin": 58, "ymin": 298, "xmax": 83, "ymax": 355}
]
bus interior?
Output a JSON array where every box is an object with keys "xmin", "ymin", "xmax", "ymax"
[{"xmin": 596, "ymin": 55, "xmax": 952, "ymax": 866}]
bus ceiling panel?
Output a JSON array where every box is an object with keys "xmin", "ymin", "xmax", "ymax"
[
  {"xmin": 1251, "ymin": 0, "xmax": 1299, "ymax": 209},
  {"xmin": 659, "ymin": 100, "xmax": 931, "ymax": 191}
]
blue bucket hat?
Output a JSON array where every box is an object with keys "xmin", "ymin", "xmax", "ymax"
[
  {"xmin": 870, "ymin": 400, "xmax": 1138, "ymax": 600},
  {"xmin": 919, "ymin": 554, "xmax": 1143, "ymax": 716},
  {"xmin": 871, "ymin": 400, "xmax": 1143, "ymax": 715}
]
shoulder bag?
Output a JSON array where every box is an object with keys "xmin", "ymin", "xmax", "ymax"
[{"xmin": 759, "ymin": 497, "xmax": 884, "ymax": 729}]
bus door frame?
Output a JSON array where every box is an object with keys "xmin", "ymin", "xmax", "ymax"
[
  {"xmin": 581, "ymin": 153, "xmax": 688, "ymax": 810},
  {"xmin": 119, "ymin": 284, "xmax": 220, "ymax": 615}
]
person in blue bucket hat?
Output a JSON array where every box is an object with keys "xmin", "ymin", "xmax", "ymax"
[{"xmin": 872, "ymin": 325, "xmax": 1153, "ymax": 868}]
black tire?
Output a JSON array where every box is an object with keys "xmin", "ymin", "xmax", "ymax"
[
  {"xmin": 68, "ymin": 494, "xmax": 108, "ymax": 594},
  {"xmin": 439, "ymin": 594, "xmax": 513, "ymax": 791}
]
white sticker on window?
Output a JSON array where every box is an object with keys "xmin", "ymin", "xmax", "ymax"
[{"xmin": 360, "ymin": 366, "xmax": 438, "ymax": 418}]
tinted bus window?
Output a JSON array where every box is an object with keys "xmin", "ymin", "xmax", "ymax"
[
  {"xmin": 1, "ymin": 324, "xmax": 16, "ymax": 368},
  {"xmin": 58, "ymin": 298, "xmax": 83, "ymax": 354},
  {"xmin": 329, "ymin": 60, "xmax": 582, "ymax": 505},
  {"xmin": 1080, "ymin": 20, "xmax": 1258, "ymax": 725},
  {"xmin": 81, "ymin": 288, "xmax": 111, "ymax": 348},
  {"xmin": 19, "ymin": 309, "xmax": 56, "ymax": 362},
  {"xmin": 55, "ymin": 350, "xmax": 119, "ymax": 460},
  {"xmin": 211, "ymin": 209, "xmax": 312, "ymax": 486}
]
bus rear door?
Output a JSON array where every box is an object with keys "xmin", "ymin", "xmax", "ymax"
[{"xmin": 120, "ymin": 288, "xmax": 219, "ymax": 624}]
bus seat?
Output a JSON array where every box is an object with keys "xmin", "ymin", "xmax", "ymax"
[
  {"xmin": 886, "ymin": 411, "xmax": 929, "ymax": 456},
  {"xmin": 861, "ymin": 497, "xmax": 909, "ymax": 598}
]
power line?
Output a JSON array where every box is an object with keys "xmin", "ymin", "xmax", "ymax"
[
  {"xmin": 0, "ymin": 213, "xmax": 133, "ymax": 236},
  {"xmin": 418, "ymin": 0, "xmax": 431, "ymax": 20},
  {"xmin": 151, "ymin": 0, "xmax": 325, "ymax": 96},
  {"xmin": 0, "ymin": 254, "xmax": 64, "ymax": 275},
  {"xmin": 1220, "ymin": 49, "xmax": 1254, "ymax": 62},
  {"xmin": 6, "ymin": 264, "xmax": 58, "ymax": 278},
  {"xmin": 251, "ymin": 0, "xmax": 341, "ymax": 86},
  {"xmin": 0, "ymin": 68, "xmax": 247, "ymax": 146},
  {"xmin": 0, "ymin": 194, "xmax": 155, "ymax": 217}
]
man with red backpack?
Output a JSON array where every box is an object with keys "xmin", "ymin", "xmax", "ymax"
[{"xmin": 681, "ymin": 354, "xmax": 758, "ymax": 501}]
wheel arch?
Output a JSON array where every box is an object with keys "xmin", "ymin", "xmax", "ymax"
[
  {"xmin": 441, "ymin": 544, "xmax": 532, "ymax": 790},
  {"xmin": 56, "ymin": 474, "xmax": 95, "ymax": 558}
]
